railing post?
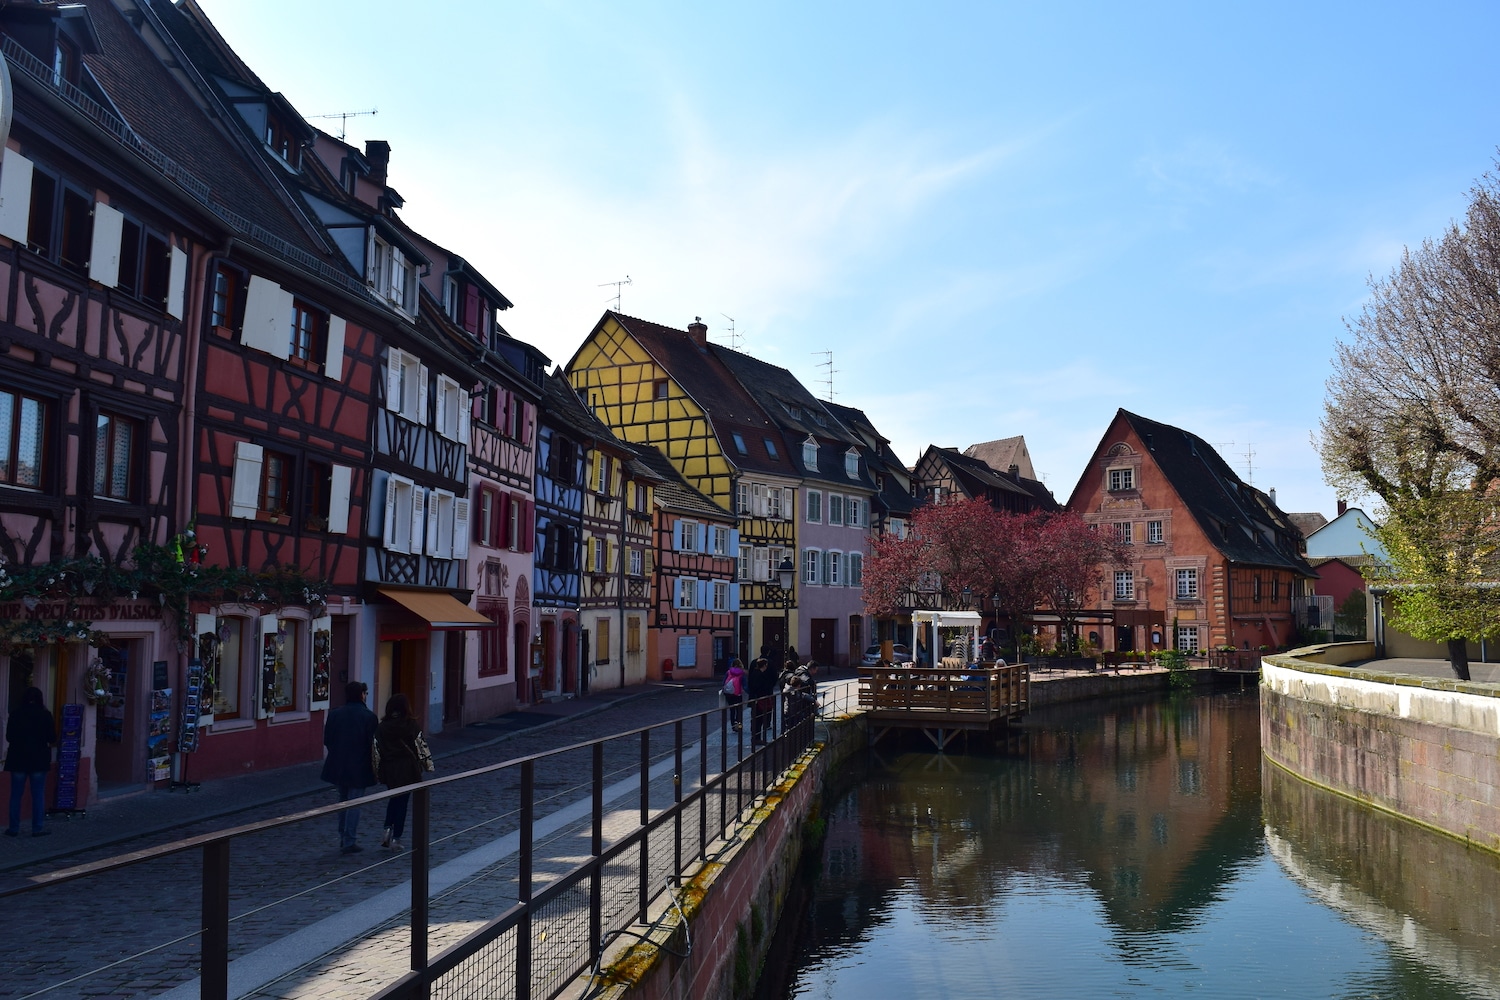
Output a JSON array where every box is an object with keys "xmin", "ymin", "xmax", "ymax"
[
  {"xmin": 639, "ymin": 728, "xmax": 650, "ymax": 923},
  {"xmin": 518, "ymin": 760, "xmax": 534, "ymax": 1000},
  {"xmin": 590, "ymin": 741, "xmax": 604, "ymax": 965},
  {"xmin": 673, "ymin": 720, "xmax": 684, "ymax": 888},
  {"xmin": 412, "ymin": 785, "xmax": 431, "ymax": 995},
  {"xmin": 699, "ymin": 712, "xmax": 709, "ymax": 861},
  {"xmin": 718, "ymin": 711, "xmax": 727, "ymax": 840},
  {"xmin": 201, "ymin": 839, "xmax": 230, "ymax": 1000}
]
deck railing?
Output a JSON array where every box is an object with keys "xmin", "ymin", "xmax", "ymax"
[{"xmin": 857, "ymin": 663, "xmax": 1029, "ymax": 720}]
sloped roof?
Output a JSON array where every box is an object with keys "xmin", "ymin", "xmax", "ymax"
[
  {"xmin": 964, "ymin": 436, "xmax": 1036, "ymax": 481},
  {"xmin": 927, "ymin": 446, "xmax": 1058, "ymax": 510},
  {"xmin": 824, "ymin": 401, "xmax": 917, "ymax": 518},
  {"xmin": 633, "ymin": 446, "xmax": 733, "ymax": 521},
  {"xmin": 588, "ymin": 313, "xmax": 790, "ymax": 478},
  {"xmin": 1287, "ymin": 512, "xmax": 1328, "ymax": 540},
  {"xmin": 1116, "ymin": 410, "xmax": 1312, "ymax": 574},
  {"xmin": 540, "ymin": 367, "xmax": 626, "ymax": 448}
]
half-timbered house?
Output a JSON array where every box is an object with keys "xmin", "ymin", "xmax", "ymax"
[
  {"xmin": 533, "ymin": 369, "xmax": 594, "ymax": 699},
  {"xmin": 565, "ymin": 313, "xmax": 800, "ymax": 670},
  {"xmin": 635, "ymin": 446, "xmax": 737, "ymax": 681},
  {"xmin": 913, "ymin": 445, "xmax": 1058, "ymax": 514}
]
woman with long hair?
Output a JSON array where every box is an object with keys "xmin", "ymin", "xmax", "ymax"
[{"xmin": 374, "ymin": 692, "xmax": 429, "ymax": 851}]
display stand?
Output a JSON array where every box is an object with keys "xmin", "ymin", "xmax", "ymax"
[
  {"xmin": 51, "ymin": 703, "xmax": 86, "ymax": 817},
  {"xmin": 171, "ymin": 659, "xmax": 203, "ymax": 793}
]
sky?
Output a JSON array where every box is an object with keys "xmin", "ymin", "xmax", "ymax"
[{"xmin": 195, "ymin": 1, "xmax": 1500, "ymax": 519}]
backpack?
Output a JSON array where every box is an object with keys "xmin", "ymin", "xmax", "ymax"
[{"xmin": 723, "ymin": 674, "xmax": 739, "ymax": 696}]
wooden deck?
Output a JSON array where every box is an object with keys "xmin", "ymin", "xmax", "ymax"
[{"xmin": 858, "ymin": 663, "xmax": 1029, "ymax": 750}]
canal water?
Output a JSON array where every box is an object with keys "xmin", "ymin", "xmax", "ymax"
[{"xmin": 760, "ymin": 690, "xmax": 1500, "ymax": 999}]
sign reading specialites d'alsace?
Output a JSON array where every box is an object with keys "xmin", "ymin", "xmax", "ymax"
[{"xmin": 0, "ymin": 601, "xmax": 165, "ymax": 622}]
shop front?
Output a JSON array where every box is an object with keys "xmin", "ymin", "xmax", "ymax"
[{"xmin": 376, "ymin": 587, "xmax": 496, "ymax": 733}]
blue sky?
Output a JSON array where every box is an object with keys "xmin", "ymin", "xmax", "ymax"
[{"xmin": 197, "ymin": 1, "xmax": 1500, "ymax": 518}]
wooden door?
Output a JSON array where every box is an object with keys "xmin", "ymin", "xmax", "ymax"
[{"xmin": 811, "ymin": 618, "xmax": 836, "ymax": 666}]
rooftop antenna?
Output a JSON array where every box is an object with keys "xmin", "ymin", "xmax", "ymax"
[
  {"xmin": 599, "ymin": 275, "xmax": 632, "ymax": 312},
  {"xmin": 720, "ymin": 313, "xmax": 741, "ymax": 350},
  {"xmin": 813, "ymin": 350, "xmax": 837, "ymax": 402},
  {"xmin": 1212, "ymin": 440, "xmax": 1256, "ymax": 483},
  {"xmin": 308, "ymin": 108, "xmax": 378, "ymax": 142}
]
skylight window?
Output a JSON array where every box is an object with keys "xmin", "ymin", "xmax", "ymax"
[{"xmin": 732, "ymin": 433, "xmax": 747, "ymax": 455}]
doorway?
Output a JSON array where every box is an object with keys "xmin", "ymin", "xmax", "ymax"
[
  {"xmin": 94, "ymin": 644, "xmax": 138, "ymax": 790},
  {"xmin": 442, "ymin": 632, "xmax": 464, "ymax": 731},
  {"xmin": 377, "ymin": 638, "xmax": 424, "ymax": 716},
  {"xmin": 811, "ymin": 618, "xmax": 836, "ymax": 666},
  {"xmin": 848, "ymin": 616, "xmax": 863, "ymax": 667},
  {"xmin": 763, "ymin": 616, "xmax": 787, "ymax": 664}
]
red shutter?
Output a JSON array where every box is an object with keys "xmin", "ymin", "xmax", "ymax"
[
  {"xmin": 500, "ymin": 391, "xmax": 511, "ymax": 437},
  {"xmin": 497, "ymin": 491, "xmax": 511, "ymax": 548},
  {"xmin": 464, "ymin": 284, "xmax": 481, "ymax": 334},
  {"xmin": 473, "ymin": 488, "xmax": 486, "ymax": 543},
  {"xmin": 521, "ymin": 499, "xmax": 535, "ymax": 553}
]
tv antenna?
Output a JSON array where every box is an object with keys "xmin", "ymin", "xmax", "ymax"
[
  {"xmin": 308, "ymin": 107, "xmax": 378, "ymax": 141},
  {"xmin": 1212, "ymin": 441, "xmax": 1256, "ymax": 484},
  {"xmin": 599, "ymin": 275, "xmax": 632, "ymax": 312},
  {"xmin": 721, "ymin": 313, "xmax": 741, "ymax": 350},
  {"xmin": 813, "ymin": 350, "xmax": 836, "ymax": 402}
]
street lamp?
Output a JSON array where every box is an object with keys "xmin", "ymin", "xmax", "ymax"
[{"xmin": 771, "ymin": 556, "xmax": 795, "ymax": 668}]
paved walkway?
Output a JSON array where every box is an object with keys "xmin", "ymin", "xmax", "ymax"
[{"xmin": 1345, "ymin": 657, "xmax": 1500, "ymax": 684}]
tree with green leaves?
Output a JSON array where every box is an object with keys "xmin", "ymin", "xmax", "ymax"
[{"xmin": 1333, "ymin": 588, "xmax": 1367, "ymax": 639}]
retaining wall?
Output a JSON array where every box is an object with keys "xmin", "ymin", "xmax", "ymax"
[
  {"xmin": 1261, "ymin": 652, "xmax": 1500, "ymax": 855},
  {"xmin": 1027, "ymin": 665, "xmax": 1218, "ymax": 706}
]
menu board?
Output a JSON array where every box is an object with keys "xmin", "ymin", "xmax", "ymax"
[{"xmin": 54, "ymin": 704, "xmax": 83, "ymax": 811}]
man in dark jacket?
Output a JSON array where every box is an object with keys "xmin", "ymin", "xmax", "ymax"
[
  {"xmin": 5, "ymin": 687, "xmax": 54, "ymax": 837},
  {"xmin": 321, "ymin": 681, "xmax": 378, "ymax": 854}
]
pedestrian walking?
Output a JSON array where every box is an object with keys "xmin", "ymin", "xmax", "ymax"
[
  {"xmin": 4, "ymin": 687, "xmax": 54, "ymax": 838},
  {"xmin": 747, "ymin": 657, "xmax": 776, "ymax": 745},
  {"xmin": 321, "ymin": 680, "xmax": 378, "ymax": 855},
  {"xmin": 373, "ymin": 693, "xmax": 433, "ymax": 852},
  {"xmin": 722, "ymin": 658, "xmax": 746, "ymax": 732}
]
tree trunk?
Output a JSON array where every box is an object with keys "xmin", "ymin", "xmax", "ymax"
[{"xmin": 1447, "ymin": 637, "xmax": 1472, "ymax": 681}]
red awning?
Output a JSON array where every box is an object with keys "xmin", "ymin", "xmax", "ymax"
[{"xmin": 377, "ymin": 587, "xmax": 496, "ymax": 630}]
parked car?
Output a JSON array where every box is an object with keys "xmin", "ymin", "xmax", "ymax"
[{"xmin": 860, "ymin": 643, "xmax": 913, "ymax": 666}]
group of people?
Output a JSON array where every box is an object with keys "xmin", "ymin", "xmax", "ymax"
[
  {"xmin": 721, "ymin": 649, "xmax": 820, "ymax": 744},
  {"xmin": 320, "ymin": 681, "xmax": 434, "ymax": 855}
]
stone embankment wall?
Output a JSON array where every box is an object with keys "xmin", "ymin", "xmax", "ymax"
[
  {"xmin": 588, "ymin": 714, "xmax": 866, "ymax": 1000},
  {"xmin": 1261, "ymin": 644, "xmax": 1500, "ymax": 854},
  {"xmin": 1026, "ymin": 665, "xmax": 1218, "ymax": 706}
]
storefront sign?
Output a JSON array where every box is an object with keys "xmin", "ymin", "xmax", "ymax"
[{"xmin": 0, "ymin": 600, "xmax": 163, "ymax": 622}]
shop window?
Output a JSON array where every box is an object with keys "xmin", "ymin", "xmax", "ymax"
[
  {"xmin": 93, "ymin": 412, "xmax": 137, "ymax": 501},
  {"xmin": 0, "ymin": 389, "xmax": 49, "ymax": 489},
  {"xmin": 272, "ymin": 619, "xmax": 300, "ymax": 713},
  {"xmin": 212, "ymin": 618, "xmax": 244, "ymax": 719}
]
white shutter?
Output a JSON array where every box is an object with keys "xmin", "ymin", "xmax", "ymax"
[
  {"xmin": 753, "ymin": 546, "xmax": 769, "ymax": 582},
  {"xmin": 230, "ymin": 441, "xmax": 263, "ymax": 519},
  {"xmin": 417, "ymin": 365, "xmax": 429, "ymax": 426},
  {"xmin": 453, "ymin": 498, "xmax": 470, "ymax": 559},
  {"xmin": 0, "ymin": 153, "xmax": 33, "ymax": 243},
  {"xmin": 457, "ymin": 389, "xmax": 471, "ymax": 446},
  {"xmin": 389, "ymin": 247, "xmax": 405, "ymax": 303},
  {"xmin": 413, "ymin": 485, "xmax": 429, "ymax": 555},
  {"xmin": 434, "ymin": 490, "xmax": 454, "ymax": 559},
  {"xmin": 364, "ymin": 228, "xmax": 378, "ymax": 287},
  {"xmin": 385, "ymin": 348, "xmax": 402, "ymax": 412},
  {"xmin": 167, "ymin": 245, "xmax": 188, "ymax": 319},
  {"xmin": 309, "ymin": 615, "xmax": 332, "ymax": 712},
  {"xmin": 324, "ymin": 315, "xmax": 346, "ymax": 380},
  {"xmin": 382, "ymin": 475, "xmax": 400, "ymax": 549},
  {"xmin": 327, "ymin": 464, "xmax": 352, "ymax": 535},
  {"xmin": 241, "ymin": 275, "xmax": 290, "ymax": 358},
  {"xmin": 255, "ymin": 613, "xmax": 278, "ymax": 719},
  {"xmin": 89, "ymin": 201, "xmax": 124, "ymax": 286},
  {"xmin": 752, "ymin": 483, "xmax": 768, "ymax": 517}
]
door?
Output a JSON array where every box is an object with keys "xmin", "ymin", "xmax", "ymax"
[
  {"xmin": 738, "ymin": 615, "xmax": 752, "ymax": 666},
  {"xmin": 442, "ymin": 632, "xmax": 464, "ymax": 731},
  {"xmin": 811, "ymin": 618, "xmax": 836, "ymax": 666},
  {"xmin": 94, "ymin": 644, "xmax": 138, "ymax": 789},
  {"xmin": 763, "ymin": 616, "xmax": 787, "ymax": 663},
  {"xmin": 848, "ymin": 616, "xmax": 863, "ymax": 668},
  {"xmin": 1116, "ymin": 625, "xmax": 1134, "ymax": 652}
]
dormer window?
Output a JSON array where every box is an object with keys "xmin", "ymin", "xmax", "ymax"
[
  {"xmin": 369, "ymin": 234, "xmax": 417, "ymax": 314},
  {"xmin": 845, "ymin": 450, "xmax": 859, "ymax": 479},
  {"xmin": 52, "ymin": 36, "xmax": 79, "ymax": 88},
  {"xmin": 265, "ymin": 116, "xmax": 301, "ymax": 168},
  {"xmin": 802, "ymin": 437, "xmax": 818, "ymax": 470},
  {"xmin": 731, "ymin": 433, "xmax": 747, "ymax": 455},
  {"xmin": 764, "ymin": 438, "xmax": 779, "ymax": 460}
]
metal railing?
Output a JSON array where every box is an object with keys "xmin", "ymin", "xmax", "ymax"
[{"xmin": 0, "ymin": 698, "xmax": 827, "ymax": 1000}]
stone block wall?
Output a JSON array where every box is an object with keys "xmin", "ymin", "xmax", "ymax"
[{"xmin": 1261, "ymin": 659, "xmax": 1500, "ymax": 854}]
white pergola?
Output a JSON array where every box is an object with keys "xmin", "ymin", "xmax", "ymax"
[{"xmin": 911, "ymin": 609, "xmax": 983, "ymax": 666}]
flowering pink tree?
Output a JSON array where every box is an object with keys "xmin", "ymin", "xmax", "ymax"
[{"xmin": 1035, "ymin": 512, "xmax": 1127, "ymax": 653}]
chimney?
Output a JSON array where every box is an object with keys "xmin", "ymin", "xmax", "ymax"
[
  {"xmin": 364, "ymin": 140, "xmax": 391, "ymax": 186},
  {"xmin": 1008, "ymin": 463, "xmax": 1020, "ymax": 482},
  {"xmin": 1268, "ymin": 487, "xmax": 1277, "ymax": 507},
  {"xmin": 687, "ymin": 316, "xmax": 708, "ymax": 346},
  {"xmin": 1337, "ymin": 499, "xmax": 1347, "ymax": 517}
]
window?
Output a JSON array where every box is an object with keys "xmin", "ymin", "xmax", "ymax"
[
  {"xmin": 629, "ymin": 547, "xmax": 643, "ymax": 577},
  {"xmin": 478, "ymin": 600, "xmax": 508, "ymax": 676},
  {"xmin": 735, "ymin": 482, "xmax": 750, "ymax": 514},
  {"xmin": 806, "ymin": 490, "xmax": 822, "ymax": 523},
  {"xmin": 370, "ymin": 235, "xmax": 416, "ymax": 313},
  {"xmin": 768, "ymin": 486, "xmax": 783, "ymax": 519},
  {"xmin": 261, "ymin": 450, "xmax": 294, "ymax": 515},
  {"xmin": 753, "ymin": 546, "xmax": 769, "ymax": 582},
  {"xmin": 52, "ymin": 35, "xmax": 79, "ymax": 87},
  {"xmin": 768, "ymin": 546, "xmax": 784, "ymax": 582},
  {"xmin": 434, "ymin": 375, "xmax": 469, "ymax": 442},
  {"xmin": 828, "ymin": 551, "xmax": 842, "ymax": 586},
  {"xmin": 210, "ymin": 265, "xmax": 239, "ymax": 328},
  {"xmin": 677, "ymin": 520, "xmax": 700, "ymax": 552},
  {"xmin": 676, "ymin": 577, "xmax": 698, "ymax": 610},
  {"xmin": 738, "ymin": 547, "xmax": 751, "ymax": 581},
  {"xmin": 264, "ymin": 116, "xmax": 301, "ymax": 167},
  {"xmin": 1114, "ymin": 570, "xmax": 1135, "ymax": 600},
  {"xmin": 271, "ymin": 619, "xmax": 299, "ymax": 712},
  {"xmin": 386, "ymin": 348, "xmax": 426, "ymax": 423},
  {"xmin": 289, "ymin": 299, "xmax": 326, "ymax": 368},
  {"xmin": 712, "ymin": 581, "xmax": 730, "ymax": 612},
  {"xmin": 1176, "ymin": 626, "xmax": 1200, "ymax": 653},
  {"xmin": 1117, "ymin": 522, "xmax": 1133, "ymax": 545},
  {"xmin": 849, "ymin": 552, "xmax": 864, "ymax": 586},
  {"xmin": 115, "ymin": 220, "xmax": 171, "ymax": 307},
  {"xmin": 1108, "ymin": 468, "xmax": 1134, "ymax": 492},
  {"xmin": 594, "ymin": 454, "xmax": 612, "ymax": 494},
  {"xmin": 731, "ymin": 432, "xmax": 748, "ymax": 455},
  {"xmin": 93, "ymin": 412, "xmax": 136, "ymax": 501},
  {"xmin": 804, "ymin": 548, "xmax": 821, "ymax": 585},
  {"xmin": 710, "ymin": 525, "xmax": 730, "ymax": 555},
  {"xmin": 478, "ymin": 489, "xmax": 496, "ymax": 547},
  {"xmin": 212, "ymin": 617, "xmax": 244, "ymax": 718},
  {"xmin": 381, "ymin": 475, "xmax": 424, "ymax": 553},
  {"xmin": 1147, "ymin": 520, "xmax": 1164, "ymax": 544},
  {"xmin": 1253, "ymin": 575, "xmax": 1262, "ymax": 603},
  {"xmin": 828, "ymin": 494, "xmax": 844, "ymax": 525},
  {"xmin": 846, "ymin": 498, "xmax": 863, "ymax": 528},
  {"xmin": 845, "ymin": 450, "xmax": 859, "ymax": 478},
  {"xmin": 590, "ymin": 536, "xmax": 608, "ymax": 573},
  {"xmin": 26, "ymin": 170, "xmax": 91, "ymax": 272},
  {"xmin": 653, "ymin": 379, "xmax": 668, "ymax": 400},
  {"xmin": 763, "ymin": 438, "xmax": 779, "ymax": 460},
  {"xmin": 803, "ymin": 438, "xmax": 818, "ymax": 469},
  {"xmin": 888, "ymin": 518, "xmax": 905, "ymax": 540},
  {"xmin": 1175, "ymin": 568, "xmax": 1199, "ymax": 599}
]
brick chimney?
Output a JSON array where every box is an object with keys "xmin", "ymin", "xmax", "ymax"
[
  {"xmin": 365, "ymin": 140, "xmax": 391, "ymax": 187},
  {"xmin": 1008, "ymin": 464, "xmax": 1020, "ymax": 482},
  {"xmin": 687, "ymin": 316, "xmax": 708, "ymax": 346},
  {"xmin": 1337, "ymin": 499, "xmax": 1347, "ymax": 517}
]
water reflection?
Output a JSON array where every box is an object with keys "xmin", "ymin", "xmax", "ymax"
[{"xmin": 771, "ymin": 691, "xmax": 1490, "ymax": 999}]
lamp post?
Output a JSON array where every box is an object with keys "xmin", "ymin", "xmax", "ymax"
[{"xmin": 770, "ymin": 556, "xmax": 795, "ymax": 669}]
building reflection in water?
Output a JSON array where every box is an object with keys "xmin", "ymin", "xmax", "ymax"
[{"xmin": 1264, "ymin": 762, "xmax": 1500, "ymax": 998}]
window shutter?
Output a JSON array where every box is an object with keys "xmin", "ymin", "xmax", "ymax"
[
  {"xmin": 167, "ymin": 245, "xmax": 188, "ymax": 319},
  {"xmin": 753, "ymin": 547, "xmax": 769, "ymax": 582},
  {"xmin": 240, "ymin": 275, "xmax": 289, "ymax": 358},
  {"xmin": 695, "ymin": 524, "xmax": 706, "ymax": 553},
  {"xmin": 673, "ymin": 520, "xmax": 683, "ymax": 551},
  {"xmin": 385, "ymin": 349, "xmax": 402, "ymax": 412},
  {"xmin": 453, "ymin": 498, "xmax": 470, "ymax": 559},
  {"xmin": 435, "ymin": 378, "xmax": 449, "ymax": 440},
  {"xmin": 458, "ymin": 389, "xmax": 471, "ymax": 445},
  {"xmin": 0, "ymin": 153, "xmax": 34, "ymax": 243},
  {"xmin": 696, "ymin": 579, "xmax": 708, "ymax": 610},
  {"xmin": 327, "ymin": 464, "xmax": 352, "ymax": 534},
  {"xmin": 674, "ymin": 577, "xmax": 683, "ymax": 608},
  {"xmin": 89, "ymin": 201, "xmax": 124, "ymax": 287},
  {"xmin": 500, "ymin": 390, "xmax": 511, "ymax": 434},
  {"xmin": 230, "ymin": 441, "xmax": 263, "ymax": 519},
  {"xmin": 425, "ymin": 487, "xmax": 441, "ymax": 556},
  {"xmin": 521, "ymin": 499, "xmax": 535, "ymax": 553},
  {"xmin": 416, "ymin": 365, "xmax": 429, "ymax": 426},
  {"xmin": 410, "ymin": 485, "xmax": 427, "ymax": 554},
  {"xmin": 822, "ymin": 551, "xmax": 831, "ymax": 585},
  {"xmin": 364, "ymin": 228, "xmax": 378, "ymax": 287},
  {"xmin": 324, "ymin": 315, "xmax": 346, "ymax": 380},
  {"xmin": 729, "ymin": 583, "xmax": 740, "ymax": 612},
  {"xmin": 383, "ymin": 475, "xmax": 400, "ymax": 549}
]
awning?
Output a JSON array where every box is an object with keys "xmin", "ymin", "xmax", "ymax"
[{"xmin": 378, "ymin": 587, "xmax": 497, "ymax": 630}]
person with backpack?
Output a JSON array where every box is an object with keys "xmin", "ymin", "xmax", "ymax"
[
  {"xmin": 373, "ymin": 693, "xmax": 433, "ymax": 852},
  {"xmin": 722, "ymin": 658, "xmax": 746, "ymax": 732},
  {"xmin": 747, "ymin": 657, "xmax": 776, "ymax": 745}
]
